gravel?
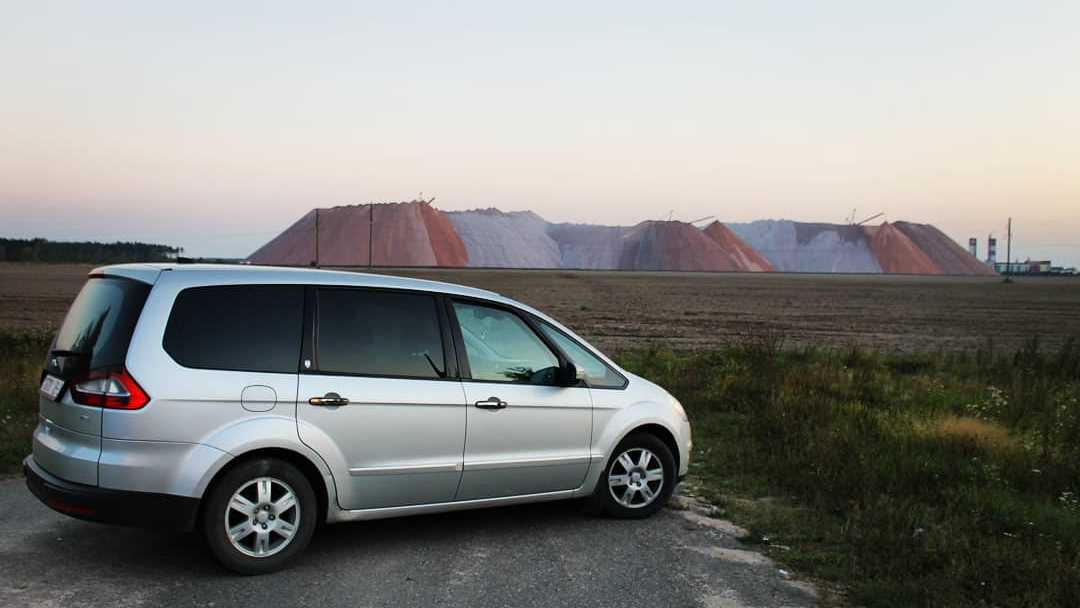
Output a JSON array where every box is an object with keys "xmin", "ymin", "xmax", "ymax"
[{"xmin": 0, "ymin": 478, "xmax": 818, "ymax": 608}]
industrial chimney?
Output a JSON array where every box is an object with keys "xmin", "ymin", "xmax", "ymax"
[
  {"xmin": 968, "ymin": 238, "xmax": 977, "ymax": 258},
  {"xmin": 987, "ymin": 236, "xmax": 997, "ymax": 265}
]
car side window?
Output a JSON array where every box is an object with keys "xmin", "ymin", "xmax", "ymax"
[
  {"xmin": 537, "ymin": 321, "xmax": 626, "ymax": 389},
  {"xmin": 163, "ymin": 285, "xmax": 304, "ymax": 373},
  {"xmin": 317, "ymin": 289, "xmax": 446, "ymax": 379},
  {"xmin": 453, "ymin": 301, "xmax": 560, "ymax": 384}
]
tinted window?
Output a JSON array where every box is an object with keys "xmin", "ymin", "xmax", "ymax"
[
  {"xmin": 54, "ymin": 277, "xmax": 150, "ymax": 372},
  {"xmin": 317, "ymin": 289, "xmax": 445, "ymax": 379},
  {"xmin": 453, "ymin": 301, "xmax": 559, "ymax": 384},
  {"xmin": 164, "ymin": 285, "xmax": 304, "ymax": 373},
  {"xmin": 538, "ymin": 321, "xmax": 625, "ymax": 388}
]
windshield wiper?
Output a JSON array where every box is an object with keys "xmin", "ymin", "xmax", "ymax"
[{"xmin": 423, "ymin": 352, "xmax": 446, "ymax": 378}]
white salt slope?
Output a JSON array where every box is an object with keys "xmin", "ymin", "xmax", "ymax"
[
  {"xmin": 446, "ymin": 208, "xmax": 562, "ymax": 268},
  {"xmin": 729, "ymin": 220, "xmax": 883, "ymax": 273},
  {"xmin": 547, "ymin": 223, "xmax": 629, "ymax": 269}
]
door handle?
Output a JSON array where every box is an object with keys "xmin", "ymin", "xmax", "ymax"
[
  {"xmin": 474, "ymin": 397, "xmax": 508, "ymax": 409},
  {"xmin": 309, "ymin": 392, "xmax": 349, "ymax": 406}
]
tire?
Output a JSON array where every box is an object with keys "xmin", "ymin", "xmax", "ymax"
[
  {"xmin": 597, "ymin": 433, "xmax": 676, "ymax": 519},
  {"xmin": 202, "ymin": 458, "xmax": 318, "ymax": 575}
]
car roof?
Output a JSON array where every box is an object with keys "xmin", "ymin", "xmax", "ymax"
[{"xmin": 94, "ymin": 263, "xmax": 505, "ymax": 301}]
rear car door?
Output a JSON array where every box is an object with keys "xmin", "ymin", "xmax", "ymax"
[
  {"xmin": 450, "ymin": 300, "xmax": 592, "ymax": 501},
  {"xmin": 296, "ymin": 288, "xmax": 467, "ymax": 510}
]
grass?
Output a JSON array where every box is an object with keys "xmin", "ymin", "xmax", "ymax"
[
  {"xmin": 0, "ymin": 328, "xmax": 52, "ymax": 475},
  {"xmin": 617, "ymin": 336, "xmax": 1080, "ymax": 608},
  {"xmin": 3, "ymin": 326, "xmax": 1077, "ymax": 604}
]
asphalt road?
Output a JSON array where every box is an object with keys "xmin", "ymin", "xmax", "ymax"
[{"xmin": 0, "ymin": 478, "xmax": 818, "ymax": 608}]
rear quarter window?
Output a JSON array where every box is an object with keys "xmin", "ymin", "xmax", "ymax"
[{"xmin": 163, "ymin": 285, "xmax": 304, "ymax": 373}]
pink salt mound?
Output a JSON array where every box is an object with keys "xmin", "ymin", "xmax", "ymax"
[
  {"xmin": 892, "ymin": 221, "xmax": 998, "ymax": 276},
  {"xmin": 247, "ymin": 201, "xmax": 467, "ymax": 267},
  {"xmin": 619, "ymin": 221, "xmax": 746, "ymax": 271},
  {"xmin": 419, "ymin": 203, "xmax": 468, "ymax": 266},
  {"xmin": 246, "ymin": 209, "xmax": 320, "ymax": 265},
  {"xmin": 865, "ymin": 222, "xmax": 940, "ymax": 274},
  {"xmin": 702, "ymin": 221, "xmax": 773, "ymax": 272}
]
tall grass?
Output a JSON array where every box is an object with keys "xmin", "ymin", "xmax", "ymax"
[
  {"xmin": 0, "ymin": 328, "xmax": 52, "ymax": 473},
  {"xmin": 618, "ymin": 337, "xmax": 1080, "ymax": 608}
]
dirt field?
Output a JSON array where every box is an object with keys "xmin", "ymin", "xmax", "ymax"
[{"xmin": 2, "ymin": 263, "xmax": 1079, "ymax": 353}]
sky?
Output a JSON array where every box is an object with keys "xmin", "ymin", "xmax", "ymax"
[{"xmin": 1, "ymin": 0, "xmax": 1077, "ymax": 265}]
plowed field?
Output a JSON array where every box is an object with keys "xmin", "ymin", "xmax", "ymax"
[{"xmin": 3, "ymin": 263, "xmax": 1078, "ymax": 353}]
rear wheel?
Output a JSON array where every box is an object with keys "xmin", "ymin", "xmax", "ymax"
[
  {"xmin": 598, "ymin": 433, "xmax": 675, "ymax": 519},
  {"xmin": 202, "ymin": 458, "xmax": 317, "ymax": 574}
]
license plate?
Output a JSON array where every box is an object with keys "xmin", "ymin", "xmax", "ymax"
[{"xmin": 40, "ymin": 374, "xmax": 65, "ymax": 401}]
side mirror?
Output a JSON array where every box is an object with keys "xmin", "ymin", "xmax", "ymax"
[{"xmin": 557, "ymin": 361, "xmax": 586, "ymax": 386}]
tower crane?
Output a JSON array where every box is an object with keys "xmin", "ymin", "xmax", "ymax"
[{"xmin": 855, "ymin": 212, "xmax": 884, "ymax": 226}]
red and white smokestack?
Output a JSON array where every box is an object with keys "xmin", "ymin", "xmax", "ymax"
[
  {"xmin": 987, "ymin": 236, "xmax": 997, "ymax": 265},
  {"xmin": 968, "ymin": 238, "xmax": 977, "ymax": 258}
]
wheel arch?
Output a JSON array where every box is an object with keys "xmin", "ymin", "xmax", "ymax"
[
  {"xmin": 197, "ymin": 448, "xmax": 331, "ymax": 528},
  {"xmin": 623, "ymin": 423, "xmax": 680, "ymax": 474}
]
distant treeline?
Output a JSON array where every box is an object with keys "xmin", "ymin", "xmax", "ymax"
[{"xmin": 0, "ymin": 238, "xmax": 179, "ymax": 264}]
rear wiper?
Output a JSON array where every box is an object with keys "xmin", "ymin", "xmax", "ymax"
[{"xmin": 50, "ymin": 350, "xmax": 89, "ymax": 358}]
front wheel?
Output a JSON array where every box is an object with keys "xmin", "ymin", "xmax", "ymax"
[
  {"xmin": 598, "ymin": 433, "xmax": 676, "ymax": 519},
  {"xmin": 202, "ymin": 458, "xmax": 317, "ymax": 575}
]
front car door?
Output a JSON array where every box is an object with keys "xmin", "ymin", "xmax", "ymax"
[
  {"xmin": 450, "ymin": 300, "xmax": 592, "ymax": 501},
  {"xmin": 296, "ymin": 288, "xmax": 466, "ymax": 510}
]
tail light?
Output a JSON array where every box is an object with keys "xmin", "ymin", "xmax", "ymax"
[{"xmin": 69, "ymin": 366, "xmax": 150, "ymax": 410}]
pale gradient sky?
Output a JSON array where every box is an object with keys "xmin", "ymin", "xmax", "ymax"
[{"xmin": 1, "ymin": 0, "xmax": 1077, "ymax": 265}]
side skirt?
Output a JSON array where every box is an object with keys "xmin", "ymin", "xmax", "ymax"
[{"xmin": 325, "ymin": 488, "xmax": 587, "ymax": 524}]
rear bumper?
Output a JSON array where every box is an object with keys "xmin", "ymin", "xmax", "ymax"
[{"xmin": 23, "ymin": 456, "xmax": 200, "ymax": 532}]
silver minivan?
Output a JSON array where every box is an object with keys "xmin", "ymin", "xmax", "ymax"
[{"xmin": 24, "ymin": 264, "xmax": 691, "ymax": 574}]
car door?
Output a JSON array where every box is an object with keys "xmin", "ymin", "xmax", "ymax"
[
  {"xmin": 450, "ymin": 299, "xmax": 592, "ymax": 501},
  {"xmin": 296, "ymin": 288, "xmax": 467, "ymax": 510}
]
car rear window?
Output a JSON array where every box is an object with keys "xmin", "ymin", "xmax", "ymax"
[
  {"xmin": 163, "ymin": 285, "xmax": 304, "ymax": 373},
  {"xmin": 53, "ymin": 277, "xmax": 151, "ymax": 371}
]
